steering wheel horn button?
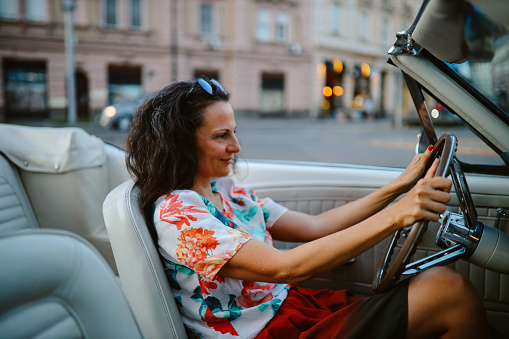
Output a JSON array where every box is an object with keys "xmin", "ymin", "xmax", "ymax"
[{"xmin": 436, "ymin": 210, "xmax": 483, "ymax": 257}]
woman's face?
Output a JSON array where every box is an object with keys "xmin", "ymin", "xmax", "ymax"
[{"xmin": 195, "ymin": 100, "xmax": 241, "ymax": 180}]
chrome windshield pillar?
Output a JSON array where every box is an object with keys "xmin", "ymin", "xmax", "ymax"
[{"xmin": 388, "ymin": 31, "xmax": 418, "ymax": 56}]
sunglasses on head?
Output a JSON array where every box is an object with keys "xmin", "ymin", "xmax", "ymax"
[{"xmin": 187, "ymin": 77, "xmax": 226, "ymax": 98}]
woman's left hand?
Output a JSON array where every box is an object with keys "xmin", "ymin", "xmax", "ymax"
[{"xmin": 393, "ymin": 145, "xmax": 435, "ymax": 193}]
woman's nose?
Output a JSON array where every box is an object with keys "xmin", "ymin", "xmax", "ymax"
[{"xmin": 228, "ymin": 134, "xmax": 241, "ymax": 153}]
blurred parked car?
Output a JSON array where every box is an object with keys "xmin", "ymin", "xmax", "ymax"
[{"xmin": 98, "ymin": 93, "xmax": 152, "ymax": 130}]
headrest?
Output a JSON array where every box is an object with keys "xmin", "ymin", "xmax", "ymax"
[{"xmin": 0, "ymin": 124, "xmax": 105, "ymax": 173}]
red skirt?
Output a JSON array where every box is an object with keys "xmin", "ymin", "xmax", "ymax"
[{"xmin": 256, "ymin": 280, "xmax": 409, "ymax": 339}]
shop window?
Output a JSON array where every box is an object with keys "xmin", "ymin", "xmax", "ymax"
[
  {"xmin": 322, "ymin": 60, "xmax": 345, "ymax": 118},
  {"xmin": 260, "ymin": 73, "xmax": 285, "ymax": 114},
  {"xmin": 193, "ymin": 70, "xmax": 219, "ymax": 82},
  {"xmin": 108, "ymin": 65, "xmax": 142, "ymax": 105},
  {"xmin": 76, "ymin": 71, "xmax": 90, "ymax": 120},
  {"xmin": 3, "ymin": 60, "xmax": 49, "ymax": 119}
]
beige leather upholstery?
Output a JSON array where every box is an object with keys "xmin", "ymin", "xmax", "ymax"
[
  {"xmin": 234, "ymin": 160, "xmax": 509, "ymax": 335},
  {"xmin": 103, "ymin": 180, "xmax": 188, "ymax": 339},
  {"xmin": 0, "ymin": 230, "xmax": 144, "ymax": 338},
  {"xmin": 0, "ymin": 153, "xmax": 39, "ymax": 234},
  {"xmin": 0, "ymin": 124, "xmax": 131, "ymax": 274}
]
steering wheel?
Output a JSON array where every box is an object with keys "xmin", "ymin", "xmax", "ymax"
[{"xmin": 372, "ymin": 134, "xmax": 460, "ymax": 293}]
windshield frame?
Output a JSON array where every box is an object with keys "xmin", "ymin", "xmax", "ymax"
[
  {"xmin": 422, "ymin": 49, "xmax": 509, "ymax": 126},
  {"xmin": 400, "ymin": 48, "xmax": 509, "ymax": 175}
]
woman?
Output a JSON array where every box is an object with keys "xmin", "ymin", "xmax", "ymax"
[{"xmin": 126, "ymin": 78, "xmax": 491, "ymax": 339}]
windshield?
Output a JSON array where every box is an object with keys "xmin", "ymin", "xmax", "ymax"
[{"xmin": 447, "ymin": 21, "xmax": 509, "ymax": 119}]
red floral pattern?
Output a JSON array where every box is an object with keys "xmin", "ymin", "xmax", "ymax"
[
  {"xmin": 198, "ymin": 277, "xmax": 218, "ymax": 295},
  {"xmin": 160, "ymin": 194, "xmax": 207, "ymax": 230},
  {"xmin": 203, "ymin": 308, "xmax": 239, "ymax": 336},
  {"xmin": 220, "ymin": 192, "xmax": 236, "ymax": 220},
  {"xmin": 233, "ymin": 186, "xmax": 250, "ymax": 198},
  {"xmin": 155, "ymin": 177, "xmax": 289, "ymax": 339},
  {"xmin": 236, "ymin": 281, "xmax": 276, "ymax": 308},
  {"xmin": 176, "ymin": 227, "xmax": 219, "ymax": 268},
  {"xmin": 194, "ymin": 249, "xmax": 237, "ymax": 279}
]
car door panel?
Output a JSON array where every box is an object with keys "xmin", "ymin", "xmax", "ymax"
[{"xmin": 235, "ymin": 160, "xmax": 509, "ymax": 318}]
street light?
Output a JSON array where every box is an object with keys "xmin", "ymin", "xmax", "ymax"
[{"xmin": 62, "ymin": 0, "xmax": 76, "ymax": 124}]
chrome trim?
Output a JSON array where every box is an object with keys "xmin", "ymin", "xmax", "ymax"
[
  {"xmin": 388, "ymin": 31, "xmax": 418, "ymax": 56},
  {"xmin": 402, "ymin": 244, "xmax": 466, "ymax": 276},
  {"xmin": 436, "ymin": 210, "xmax": 484, "ymax": 257}
]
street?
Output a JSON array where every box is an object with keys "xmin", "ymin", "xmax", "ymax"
[{"xmin": 84, "ymin": 117, "xmax": 500, "ymax": 169}]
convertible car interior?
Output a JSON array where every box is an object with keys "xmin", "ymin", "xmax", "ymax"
[{"xmin": 1, "ymin": 0, "xmax": 508, "ymax": 338}]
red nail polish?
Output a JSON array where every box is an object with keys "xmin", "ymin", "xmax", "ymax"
[{"xmin": 428, "ymin": 145, "xmax": 434, "ymax": 151}]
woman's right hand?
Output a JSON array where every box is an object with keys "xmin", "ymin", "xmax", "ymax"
[
  {"xmin": 391, "ymin": 145, "xmax": 435, "ymax": 194},
  {"xmin": 387, "ymin": 158, "xmax": 453, "ymax": 229}
]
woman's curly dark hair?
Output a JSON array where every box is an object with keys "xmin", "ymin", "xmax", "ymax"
[{"xmin": 125, "ymin": 79, "xmax": 230, "ymax": 234}]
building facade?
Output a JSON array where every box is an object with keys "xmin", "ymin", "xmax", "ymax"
[
  {"xmin": 311, "ymin": 0, "xmax": 418, "ymax": 120},
  {"xmin": 174, "ymin": 0, "xmax": 314, "ymax": 117},
  {"xmin": 0, "ymin": 0, "xmax": 419, "ymax": 123},
  {"xmin": 0, "ymin": 0, "xmax": 173, "ymax": 122}
]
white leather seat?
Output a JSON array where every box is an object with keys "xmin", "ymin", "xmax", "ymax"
[
  {"xmin": 0, "ymin": 153, "xmax": 39, "ymax": 234},
  {"xmin": 0, "ymin": 230, "xmax": 144, "ymax": 338},
  {"xmin": 103, "ymin": 180, "xmax": 188, "ymax": 339},
  {"xmin": 0, "ymin": 124, "xmax": 132, "ymax": 274}
]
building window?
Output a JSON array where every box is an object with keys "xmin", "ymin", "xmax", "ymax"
[
  {"xmin": 3, "ymin": 60, "xmax": 49, "ymax": 119},
  {"xmin": 26, "ymin": 0, "xmax": 48, "ymax": 22},
  {"xmin": 381, "ymin": 17, "xmax": 389, "ymax": 47},
  {"xmin": 130, "ymin": 0, "xmax": 142, "ymax": 30},
  {"xmin": 194, "ymin": 69, "xmax": 219, "ymax": 82},
  {"xmin": 0, "ymin": 0, "xmax": 48, "ymax": 22},
  {"xmin": 331, "ymin": 1, "xmax": 341, "ymax": 35},
  {"xmin": 276, "ymin": 11, "xmax": 289, "ymax": 42},
  {"xmin": 260, "ymin": 73, "xmax": 285, "ymax": 113},
  {"xmin": 200, "ymin": 3, "xmax": 213, "ymax": 35},
  {"xmin": 0, "ymin": 0, "xmax": 19, "ymax": 20},
  {"xmin": 257, "ymin": 8, "xmax": 271, "ymax": 42},
  {"xmin": 108, "ymin": 65, "xmax": 142, "ymax": 105},
  {"xmin": 104, "ymin": 0, "xmax": 117, "ymax": 28},
  {"xmin": 359, "ymin": 11, "xmax": 368, "ymax": 41}
]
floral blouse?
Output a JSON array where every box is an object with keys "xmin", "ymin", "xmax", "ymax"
[{"xmin": 154, "ymin": 177, "xmax": 289, "ymax": 339}]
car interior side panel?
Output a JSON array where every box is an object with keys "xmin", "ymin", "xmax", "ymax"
[{"xmin": 235, "ymin": 161, "xmax": 509, "ymax": 331}]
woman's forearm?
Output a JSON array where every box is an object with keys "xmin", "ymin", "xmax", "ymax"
[
  {"xmin": 270, "ymin": 179, "xmax": 405, "ymax": 242},
  {"xmin": 221, "ymin": 158, "xmax": 450, "ymax": 285},
  {"xmin": 270, "ymin": 150, "xmax": 434, "ymax": 243},
  {"xmin": 220, "ymin": 173, "xmax": 451, "ymax": 285},
  {"xmin": 315, "ymin": 179, "xmax": 406, "ymax": 234},
  {"xmin": 220, "ymin": 207, "xmax": 398, "ymax": 285}
]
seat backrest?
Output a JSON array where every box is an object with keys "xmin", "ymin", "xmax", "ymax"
[
  {"xmin": 0, "ymin": 124, "xmax": 132, "ymax": 274},
  {"xmin": 103, "ymin": 180, "xmax": 188, "ymax": 339},
  {"xmin": 0, "ymin": 153, "xmax": 39, "ymax": 235},
  {"xmin": 0, "ymin": 229, "xmax": 144, "ymax": 338}
]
